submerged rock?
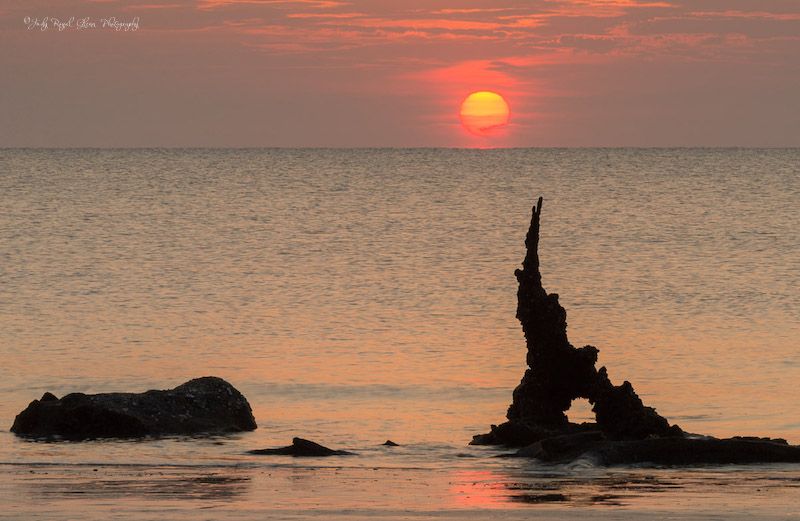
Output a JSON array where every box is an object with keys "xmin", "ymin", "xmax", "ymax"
[
  {"xmin": 513, "ymin": 431, "xmax": 606, "ymax": 461},
  {"xmin": 475, "ymin": 197, "xmax": 800, "ymax": 465},
  {"xmin": 508, "ymin": 432, "xmax": 800, "ymax": 466},
  {"xmin": 11, "ymin": 377, "xmax": 257, "ymax": 440},
  {"xmin": 248, "ymin": 437, "xmax": 355, "ymax": 456},
  {"xmin": 471, "ymin": 421, "xmax": 587, "ymax": 447}
]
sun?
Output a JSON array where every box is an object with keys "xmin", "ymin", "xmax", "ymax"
[{"xmin": 459, "ymin": 91, "xmax": 510, "ymax": 137}]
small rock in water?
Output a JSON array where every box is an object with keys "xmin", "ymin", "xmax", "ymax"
[
  {"xmin": 248, "ymin": 437, "xmax": 355, "ymax": 457},
  {"xmin": 382, "ymin": 440, "xmax": 399, "ymax": 446}
]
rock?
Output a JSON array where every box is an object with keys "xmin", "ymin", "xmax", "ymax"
[
  {"xmin": 509, "ymin": 433, "xmax": 800, "ymax": 466},
  {"xmin": 475, "ymin": 197, "xmax": 800, "ymax": 465},
  {"xmin": 248, "ymin": 437, "xmax": 354, "ymax": 456},
  {"xmin": 514, "ymin": 431, "xmax": 605, "ymax": 461},
  {"xmin": 382, "ymin": 440, "xmax": 399, "ymax": 446},
  {"xmin": 588, "ymin": 437, "xmax": 800, "ymax": 466},
  {"xmin": 11, "ymin": 377, "xmax": 257, "ymax": 440},
  {"xmin": 471, "ymin": 421, "xmax": 572, "ymax": 447},
  {"xmin": 40, "ymin": 392, "xmax": 58, "ymax": 402}
]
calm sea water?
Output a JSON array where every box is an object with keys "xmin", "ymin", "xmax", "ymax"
[{"xmin": 1, "ymin": 148, "xmax": 798, "ymax": 519}]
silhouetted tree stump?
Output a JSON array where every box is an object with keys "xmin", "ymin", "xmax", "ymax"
[
  {"xmin": 475, "ymin": 197, "xmax": 680, "ymax": 446},
  {"xmin": 474, "ymin": 198, "xmax": 800, "ymax": 465}
]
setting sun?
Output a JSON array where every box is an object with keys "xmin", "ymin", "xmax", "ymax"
[{"xmin": 459, "ymin": 91, "xmax": 510, "ymax": 137}]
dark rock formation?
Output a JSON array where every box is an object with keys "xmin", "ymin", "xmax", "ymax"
[
  {"xmin": 475, "ymin": 197, "xmax": 800, "ymax": 465},
  {"xmin": 382, "ymin": 440, "xmax": 399, "ymax": 446},
  {"xmin": 513, "ymin": 431, "xmax": 606, "ymax": 461},
  {"xmin": 508, "ymin": 431, "xmax": 800, "ymax": 466},
  {"xmin": 11, "ymin": 377, "xmax": 257, "ymax": 440},
  {"xmin": 471, "ymin": 420, "xmax": 586, "ymax": 447},
  {"xmin": 248, "ymin": 437, "xmax": 355, "ymax": 456}
]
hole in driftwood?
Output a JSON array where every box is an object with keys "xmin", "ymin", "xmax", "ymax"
[{"xmin": 566, "ymin": 398, "xmax": 595, "ymax": 424}]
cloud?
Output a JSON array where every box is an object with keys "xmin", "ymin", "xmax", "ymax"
[{"xmin": 197, "ymin": 0, "xmax": 347, "ymax": 10}]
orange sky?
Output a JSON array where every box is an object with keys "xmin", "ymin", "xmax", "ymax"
[{"xmin": 2, "ymin": 0, "xmax": 799, "ymax": 146}]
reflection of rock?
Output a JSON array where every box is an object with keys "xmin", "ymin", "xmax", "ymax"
[
  {"xmin": 27, "ymin": 472, "xmax": 251, "ymax": 501},
  {"xmin": 475, "ymin": 198, "xmax": 800, "ymax": 465},
  {"xmin": 11, "ymin": 377, "xmax": 257, "ymax": 440},
  {"xmin": 248, "ymin": 437, "xmax": 355, "ymax": 457}
]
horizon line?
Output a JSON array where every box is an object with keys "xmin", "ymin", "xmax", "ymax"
[{"xmin": 3, "ymin": 146, "xmax": 799, "ymax": 151}]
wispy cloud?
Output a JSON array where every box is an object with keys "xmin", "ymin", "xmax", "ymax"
[{"xmin": 197, "ymin": 0, "xmax": 347, "ymax": 10}]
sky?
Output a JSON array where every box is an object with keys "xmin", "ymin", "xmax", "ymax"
[{"xmin": 1, "ymin": 0, "xmax": 799, "ymax": 147}]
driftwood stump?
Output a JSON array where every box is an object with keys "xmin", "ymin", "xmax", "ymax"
[{"xmin": 475, "ymin": 197, "xmax": 681, "ymax": 446}]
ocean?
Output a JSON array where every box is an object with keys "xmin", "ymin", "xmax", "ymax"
[{"xmin": 1, "ymin": 148, "xmax": 798, "ymax": 519}]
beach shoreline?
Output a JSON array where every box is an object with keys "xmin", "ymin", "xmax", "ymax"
[{"xmin": 3, "ymin": 455, "xmax": 799, "ymax": 521}]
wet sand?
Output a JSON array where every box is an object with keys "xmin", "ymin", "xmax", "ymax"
[{"xmin": 3, "ymin": 457, "xmax": 800, "ymax": 520}]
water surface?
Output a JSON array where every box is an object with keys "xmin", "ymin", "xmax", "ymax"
[{"xmin": 1, "ymin": 148, "xmax": 798, "ymax": 519}]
